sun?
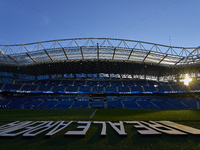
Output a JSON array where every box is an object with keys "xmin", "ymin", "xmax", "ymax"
[{"xmin": 180, "ymin": 74, "xmax": 192, "ymax": 86}]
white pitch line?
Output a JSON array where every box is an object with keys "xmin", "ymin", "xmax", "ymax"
[{"xmin": 90, "ymin": 109, "xmax": 97, "ymax": 118}]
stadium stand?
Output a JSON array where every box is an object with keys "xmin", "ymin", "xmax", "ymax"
[{"xmin": 52, "ymin": 85, "xmax": 65, "ymax": 92}]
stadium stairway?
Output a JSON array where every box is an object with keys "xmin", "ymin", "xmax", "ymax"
[
  {"xmin": 88, "ymin": 101, "xmax": 91, "ymax": 108},
  {"xmin": 35, "ymin": 86, "xmax": 39, "ymax": 91},
  {"xmin": 5, "ymin": 99, "xmax": 13, "ymax": 107},
  {"xmin": 104, "ymin": 101, "xmax": 107, "ymax": 108},
  {"xmin": 165, "ymin": 100, "xmax": 175, "ymax": 108},
  {"xmin": 150, "ymin": 101, "xmax": 159, "ymax": 108},
  {"xmin": 35, "ymin": 101, "xmax": 45, "ymax": 109},
  {"xmin": 179, "ymin": 100, "xmax": 189, "ymax": 108},
  {"xmin": 17, "ymin": 98, "xmax": 30, "ymax": 109},
  {"xmin": 50, "ymin": 86, "xmax": 54, "ymax": 92},
  {"xmin": 134, "ymin": 101, "xmax": 142, "ymax": 109},
  {"xmin": 70, "ymin": 101, "xmax": 75, "ymax": 108},
  {"xmin": 121, "ymin": 101, "xmax": 125, "ymax": 108},
  {"xmin": 64, "ymin": 86, "xmax": 67, "ymax": 92},
  {"xmin": 19, "ymin": 85, "xmax": 24, "ymax": 91},
  {"xmin": 0, "ymin": 84, "xmax": 5, "ymax": 90},
  {"xmin": 52, "ymin": 101, "xmax": 60, "ymax": 109}
]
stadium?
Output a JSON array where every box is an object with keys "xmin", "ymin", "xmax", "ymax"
[{"xmin": 1, "ymin": 38, "xmax": 200, "ymax": 149}]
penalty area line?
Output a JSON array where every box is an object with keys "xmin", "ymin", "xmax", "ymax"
[{"xmin": 90, "ymin": 109, "xmax": 97, "ymax": 118}]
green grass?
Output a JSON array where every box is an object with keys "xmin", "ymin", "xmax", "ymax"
[
  {"xmin": 1, "ymin": 109, "xmax": 200, "ymax": 121},
  {"xmin": 1, "ymin": 109, "xmax": 200, "ymax": 150}
]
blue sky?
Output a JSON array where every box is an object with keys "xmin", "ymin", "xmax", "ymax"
[{"xmin": 0, "ymin": 0, "xmax": 200, "ymax": 47}]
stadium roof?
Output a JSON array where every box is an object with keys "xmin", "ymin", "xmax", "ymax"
[{"xmin": 0, "ymin": 38, "xmax": 200, "ymax": 77}]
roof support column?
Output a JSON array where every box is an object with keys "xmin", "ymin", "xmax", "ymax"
[
  {"xmin": 157, "ymin": 76, "xmax": 159, "ymax": 82},
  {"xmin": 97, "ymin": 43, "xmax": 99, "ymax": 60},
  {"xmin": 35, "ymin": 75, "xmax": 38, "ymax": 81}
]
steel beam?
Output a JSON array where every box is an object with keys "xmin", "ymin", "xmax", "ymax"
[
  {"xmin": 26, "ymin": 53, "xmax": 36, "ymax": 63},
  {"xmin": 142, "ymin": 51, "xmax": 151, "ymax": 62},
  {"xmin": 127, "ymin": 43, "xmax": 138, "ymax": 61},
  {"xmin": 62, "ymin": 48, "xmax": 69, "ymax": 60},
  {"xmin": 158, "ymin": 54, "xmax": 168, "ymax": 64},
  {"xmin": 112, "ymin": 48, "xmax": 116, "ymax": 60},
  {"xmin": 174, "ymin": 57, "xmax": 185, "ymax": 65},
  {"xmin": 97, "ymin": 43, "xmax": 99, "ymax": 60},
  {"xmin": 7, "ymin": 55, "xmax": 19, "ymax": 64},
  {"xmin": 44, "ymin": 49, "xmax": 53, "ymax": 61},
  {"xmin": 80, "ymin": 47, "xmax": 84, "ymax": 60}
]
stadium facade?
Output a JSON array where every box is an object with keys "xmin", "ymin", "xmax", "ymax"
[{"xmin": 0, "ymin": 38, "xmax": 200, "ymax": 109}]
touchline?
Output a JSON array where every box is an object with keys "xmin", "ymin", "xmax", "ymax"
[{"xmin": 0, "ymin": 121, "xmax": 200, "ymax": 137}]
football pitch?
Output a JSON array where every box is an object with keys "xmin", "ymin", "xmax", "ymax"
[{"xmin": 1, "ymin": 109, "xmax": 200, "ymax": 150}]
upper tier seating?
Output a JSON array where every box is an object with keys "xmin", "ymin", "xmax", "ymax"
[
  {"xmin": 92, "ymin": 85, "xmax": 104, "ymax": 93},
  {"xmin": 105, "ymin": 85, "xmax": 117, "ymax": 92},
  {"xmin": 87, "ymin": 81, "xmax": 97, "ymax": 86},
  {"xmin": 110, "ymin": 81, "xmax": 122, "ymax": 86},
  {"xmin": 38, "ymin": 85, "xmax": 52, "ymax": 91},
  {"xmin": 130, "ymin": 85, "xmax": 143, "ymax": 92},
  {"xmin": 79, "ymin": 85, "xmax": 91, "ymax": 92},
  {"xmin": 65, "ymin": 85, "xmax": 78, "ymax": 92},
  {"xmin": 143, "ymin": 85, "xmax": 157, "ymax": 92},
  {"xmin": 134, "ymin": 80, "xmax": 148, "ymax": 86},
  {"xmin": 48, "ymin": 80, "xmax": 61, "ymax": 85},
  {"xmin": 3, "ymin": 84, "xmax": 22, "ymax": 90},
  {"xmin": 118, "ymin": 85, "xmax": 130, "ymax": 92},
  {"xmin": 52, "ymin": 85, "xmax": 65, "ymax": 92}
]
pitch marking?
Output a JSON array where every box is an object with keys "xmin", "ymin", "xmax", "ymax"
[{"xmin": 90, "ymin": 109, "xmax": 97, "ymax": 118}]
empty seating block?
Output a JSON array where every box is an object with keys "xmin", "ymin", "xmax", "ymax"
[
  {"xmin": 157, "ymin": 85, "xmax": 172, "ymax": 92},
  {"xmin": 0, "ymin": 97, "xmax": 16, "ymax": 107},
  {"xmin": 62, "ymin": 80, "xmax": 73, "ymax": 85},
  {"xmin": 171, "ymin": 84, "xmax": 189, "ymax": 91},
  {"xmin": 110, "ymin": 81, "xmax": 122, "ymax": 86},
  {"xmin": 179, "ymin": 97, "xmax": 197, "ymax": 109},
  {"xmin": 54, "ymin": 101, "xmax": 73, "ymax": 109},
  {"xmin": 143, "ymin": 85, "xmax": 157, "ymax": 92},
  {"xmin": 123, "ymin": 101, "xmax": 141, "ymax": 109},
  {"xmin": 105, "ymin": 86, "xmax": 117, "ymax": 92},
  {"xmin": 52, "ymin": 85, "xmax": 65, "ymax": 92},
  {"xmin": 38, "ymin": 85, "xmax": 52, "ymax": 91},
  {"xmin": 134, "ymin": 80, "xmax": 147, "ymax": 86},
  {"xmin": 123, "ymin": 81, "xmax": 134, "ymax": 86},
  {"xmin": 107, "ymin": 101, "xmax": 123, "ymax": 108},
  {"xmin": 72, "ymin": 101, "xmax": 89, "ymax": 108},
  {"xmin": 74, "ymin": 80, "xmax": 85, "ymax": 86},
  {"xmin": 92, "ymin": 86, "xmax": 104, "ymax": 93},
  {"xmin": 87, "ymin": 81, "xmax": 97, "ymax": 86},
  {"xmin": 130, "ymin": 85, "xmax": 143, "ymax": 92},
  {"xmin": 4, "ymin": 84, "xmax": 22, "ymax": 90},
  {"xmin": 147, "ymin": 81, "xmax": 158, "ymax": 85},
  {"xmin": 99, "ymin": 81, "xmax": 110, "ymax": 86},
  {"xmin": 137, "ymin": 100, "xmax": 158, "ymax": 109},
  {"xmin": 79, "ymin": 85, "xmax": 91, "ymax": 92},
  {"xmin": 91, "ymin": 100, "xmax": 104, "ymax": 108},
  {"xmin": 48, "ymin": 80, "xmax": 61, "ymax": 85},
  {"xmin": 35, "ymin": 80, "xmax": 48, "ymax": 85},
  {"xmin": 165, "ymin": 97, "xmax": 187, "ymax": 109},
  {"xmin": 118, "ymin": 85, "xmax": 130, "ymax": 92},
  {"xmin": 37, "ymin": 101, "xmax": 58, "ymax": 109},
  {"xmin": 66, "ymin": 85, "xmax": 78, "ymax": 92},
  {"xmin": 21, "ymin": 85, "xmax": 38, "ymax": 91},
  {"xmin": 21, "ymin": 85, "xmax": 31, "ymax": 91},
  {"xmin": 7, "ymin": 97, "xmax": 29, "ymax": 109}
]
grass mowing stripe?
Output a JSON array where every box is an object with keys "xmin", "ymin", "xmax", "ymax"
[{"xmin": 90, "ymin": 109, "xmax": 97, "ymax": 118}]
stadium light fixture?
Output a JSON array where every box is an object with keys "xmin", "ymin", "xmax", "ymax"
[{"xmin": 180, "ymin": 74, "xmax": 192, "ymax": 86}]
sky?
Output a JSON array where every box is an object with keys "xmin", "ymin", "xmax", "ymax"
[{"xmin": 0, "ymin": 0, "xmax": 200, "ymax": 47}]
